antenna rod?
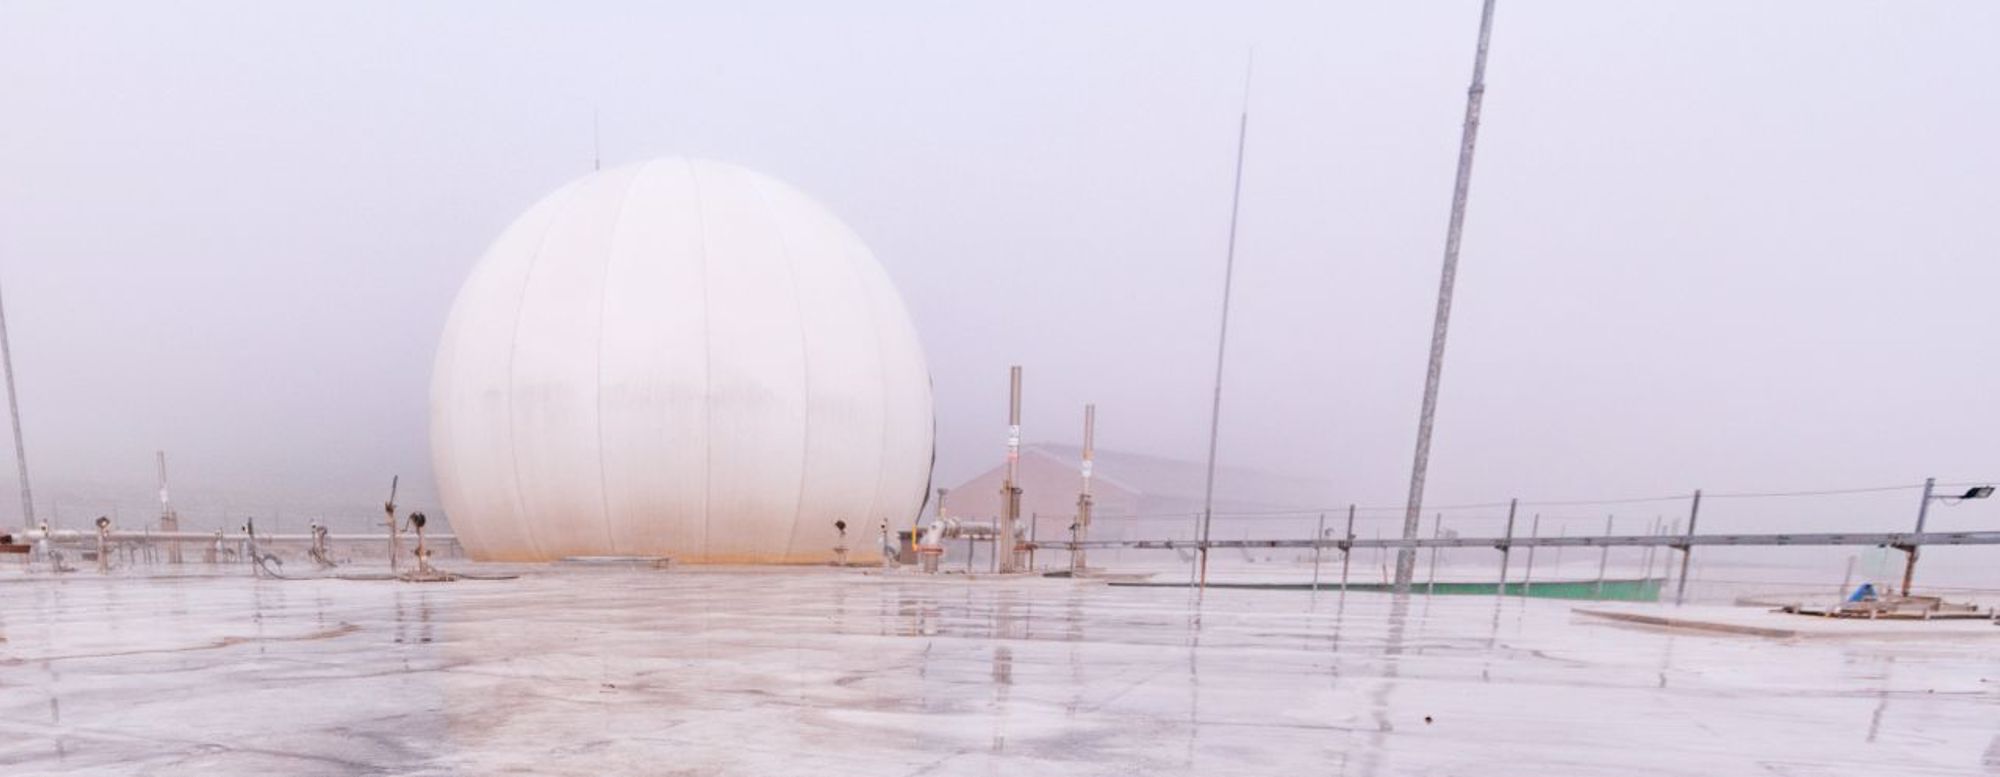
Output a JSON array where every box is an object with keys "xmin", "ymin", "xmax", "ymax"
[
  {"xmin": 1396, "ymin": 0, "xmax": 1498, "ymax": 593},
  {"xmin": 0, "ymin": 280, "xmax": 35, "ymax": 530},
  {"xmin": 1197, "ymin": 55, "xmax": 1254, "ymax": 589}
]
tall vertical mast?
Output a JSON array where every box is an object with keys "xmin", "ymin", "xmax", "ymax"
[
  {"xmin": 1197, "ymin": 58, "xmax": 1254, "ymax": 588},
  {"xmin": 1397, "ymin": 0, "xmax": 1499, "ymax": 592},
  {"xmin": 0, "ymin": 280, "xmax": 34, "ymax": 529}
]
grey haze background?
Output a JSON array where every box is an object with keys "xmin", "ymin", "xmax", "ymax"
[{"xmin": 0, "ymin": 2, "xmax": 1994, "ymax": 555}]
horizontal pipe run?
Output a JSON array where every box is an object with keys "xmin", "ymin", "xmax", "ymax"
[
  {"xmin": 1042, "ymin": 530, "xmax": 2000, "ymax": 552},
  {"xmin": 16, "ymin": 530, "xmax": 458, "ymax": 544},
  {"xmin": 36, "ymin": 530, "xmax": 1992, "ymax": 552}
]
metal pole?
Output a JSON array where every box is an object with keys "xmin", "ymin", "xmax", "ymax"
[
  {"xmin": 926, "ymin": 487, "xmax": 947, "ymax": 572},
  {"xmin": 1661, "ymin": 517, "xmax": 1680, "ymax": 594},
  {"xmin": 1648, "ymin": 520, "xmax": 1664, "ymax": 580},
  {"xmin": 1521, "ymin": 514, "xmax": 1539, "ymax": 598},
  {"xmin": 1028, "ymin": 511, "xmax": 1038, "ymax": 572},
  {"xmin": 998, "ymin": 366, "xmax": 1022, "ymax": 573},
  {"xmin": 1396, "ymin": 0, "xmax": 1499, "ymax": 593},
  {"xmin": 1197, "ymin": 60, "xmax": 1255, "ymax": 590},
  {"xmin": 1640, "ymin": 516, "xmax": 1659, "ymax": 579},
  {"xmin": 1900, "ymin": 477, "xmax": 1934, "ymax": 597},
  {"xmin": 384, "ymin": 476, "xmax": 401, "ymax": 575},
  {"xmin": 1594, "ymin": 514, "xmax": 1613, "ymax": 599},
  {"xmin": 1187, "ymin": 512, "xmax": 1201, "ymax": 586},
  {"xmin": 1497, "ymin": 498, "xmax": 1516, "ymax": 596},
  {"xmin": 1377, "ymin": 528, "xmax": 1387, "ymax": 584},
  {"xmin": 1674, "ymin": 490, "xmax": 1702, "ymax": 605},
  {"xmin": 1310, "ymin": 512, "xmax": 1327, "ymax": 593},
  {"xmin": 1074, "ymin": 404, "xmax": 1096, "ymax": 573},
  {"xmin": 1838, "ymin": 554, "xmax": 1857, "ymax": 613},
  {"xmin": 1339, "ymin": 505, "xmax": 1355, "ymax": 595},
  {"xmin": 1426, "ymin": 514, "xmax": 1442, "ymax": 596},
  {"xmin": 0, "ymin": 281, "xmax": 35, "ymax": 531},
  {"xmin": 157, "ymin": 451, "xmax": 182, "ymax": 564}
]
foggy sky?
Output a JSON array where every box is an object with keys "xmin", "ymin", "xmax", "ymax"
[{"xmin": 0, "ymin": 1, "xmax": 1995, "ymax": 536}]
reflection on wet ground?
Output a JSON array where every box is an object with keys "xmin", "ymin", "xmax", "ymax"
[{"xmin": 1, "ymin": 567, "xmax": 1995, "ymax": 775}]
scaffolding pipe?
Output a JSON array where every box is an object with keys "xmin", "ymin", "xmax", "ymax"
[
  {"xmin": 1674, "ymin": 490, "xmax": 1702, "ymax": 605},
  {"xmin": 1593, "ymin": 514, "xmax": 1614, "ymax": 598},
  {"xmin": 1900, "ymin": 477, "xmax": 1935, "ymax": 596},
  {"xmin": 1051, "ymin": 529, "xmax": 2000, "ymax": 551},
  {"xmin": 1426, "ymin": 514, "xmax": 1443, "ymax": 596},
  {"xmin": 1310, "ymin": 512, "xmax": 1326, "ymax": 594},
  {"xmin": 24, "ymin": 529, "xmax": 458, "ymax": 543},
  {"xmin": 1339, "ymin": 506, "xmax": 1355, "ymax": 595},
  {"xmin": 1496, "ymin": 498, "xmax": 1516, "ymax": 596},
  {"xmin": 1520, "ymin": 514, "xmax": 1539, "ymax": 597}
]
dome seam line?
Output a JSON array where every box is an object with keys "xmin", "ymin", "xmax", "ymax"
[
  {"xmin": 503, "ymin": 180, "xmax": 591, "ymax": 563},
  {"xmin": 748, "ymin": 176, "xmax": 813, "ymax": 564},
  {"xmin": 592, "ymin": 162, "xmax": 650, "ymax": 556},
  {"xmin": 687, "ymin": 158, "xmax": 714, "ymax": 559},
  {"xmin": 837, "ymin": 220, "xmax": 895, "ymax": 548}
]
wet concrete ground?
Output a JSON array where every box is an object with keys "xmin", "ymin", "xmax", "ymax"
[{"xmin": 2, "ymin": 566, "xmax": 1997, "ymax": 776}]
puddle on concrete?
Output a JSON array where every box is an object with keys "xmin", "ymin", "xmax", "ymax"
[{"xmin": 0, "ymin": 567, "xmax": 1994, "ymax": 775}]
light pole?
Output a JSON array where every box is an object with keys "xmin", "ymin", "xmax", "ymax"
[{"xmin": 1898, "ymin": 477, "xmax": 1993, "ymax": 596}]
